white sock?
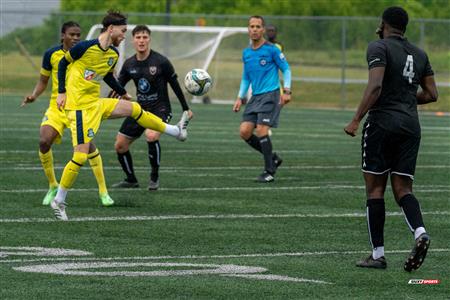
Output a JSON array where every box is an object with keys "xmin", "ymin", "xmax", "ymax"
[
  {"xmin": 372, "ymin": 246, "xmax": 385, "ymax": 260},
  {"xmin": 414, "ymin": 227, "xmax": 426, "ymax": 240},
  {"xmin": 163, "ymin": 124, "xmax": 180, "ymax": 137},
  {"xmin": 54, "ymin": 187, "xmax": 68, "ymax": 204}
]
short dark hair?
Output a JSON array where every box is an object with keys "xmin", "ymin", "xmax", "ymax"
[
  {"xmin": 248, "ymin": 15, "xmax": 265, "ymax": 26},
  {"xmin": 382, "ymin": 6, "xmax": 408, "ymax": 33},
  {"xmin": 61, "ymin": 21, "xmax": 80, "ymax": 34},
  {"xmin": 101, "ymin": 10, "xmax": 127, "ymax": 32},
  {"xmin": 132, "ymin": 25, "xmax": 151, "ymax": 36}
]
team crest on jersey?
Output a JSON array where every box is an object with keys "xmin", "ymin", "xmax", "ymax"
[
  {"xmin": 149, "ymin": 66, "xmax": 157, "ymax": 75},
  {"xmin": 107, "ymin": 58, "xmax": 115, "ymax": 66},
  {"xmin": 87, "ymin": 128, "xmax": 95, "ymax": 138},
  {"xmin": 260, "ymin": 59, "xmax": 267, "ymax": 66},
  {"xmin": 84, "ymin": 69, "xmax": 96, "ymax": 81},
  {"xmin": 138, "ymin": 78, "xmax": 151, "ymax": 93}
]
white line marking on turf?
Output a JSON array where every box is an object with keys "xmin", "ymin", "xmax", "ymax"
[
  {"xmin": 223, "ymin": 274, "xmax": 331, "ymax": 284},
  {"xmin": 0, "ymin": 211, "xmax": 448, "ymax": 224},
  {"xmin": 2, "ymin": 249, "xmax": 449, "ymax": 264},
  {"xmin": 0, "ymin": 247, "xmax": 92, "ymax": 258}
]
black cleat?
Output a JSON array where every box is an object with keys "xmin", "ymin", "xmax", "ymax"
[
  {"xmin": 272, "ymin": 153, "xmax": 283, "ymax": 173},
  {"xmin": 404, "ymin": 233, "xmax": 430, "ymax": 272},
  {"xmin": 256, "ymin": 171, "xmax": 274, "ymax": 183},
  {"xmin": 112, "ymin": 179, "xmax": 139, "ymax": 188},
  {"xmin": 356, "ymin": 255, "xmax": 387, "ymax": 269}
]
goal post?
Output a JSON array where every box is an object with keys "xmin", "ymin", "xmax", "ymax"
[{"xmin": 86, "ymin": 24, "xmax": 248, "ymax": 103}]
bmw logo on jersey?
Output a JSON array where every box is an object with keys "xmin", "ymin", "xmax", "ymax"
[{"xmin": 138, "ymin": 78, "xmax": 151, "ymax": 93}]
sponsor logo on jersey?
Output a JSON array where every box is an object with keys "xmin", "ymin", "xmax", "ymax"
[
  {"xmin": 84, "ymin": 69, "xmax": 96, "ymax": 81},
  {"xmin": 129, "ymin": 68, "xmax": 137, "ymax": 74},
  {"xmin": 107, "ymin": 57, "xmax": 115, "ymax": 66},
  {"xmin": 138, "ymin": 78, "xmax": 151, "ymax": 93},
  {"xmin": 87, "ymin": 128, "xmax": 95, "ymax": 138},
  {"xmin": 149, "ymin": 66, "xmax": 157, "ymax": 75},
  {"xmin": 260, "ymin": 59, "xmax": 267, "ymax": 66}
]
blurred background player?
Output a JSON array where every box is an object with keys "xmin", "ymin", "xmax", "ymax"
[
  {"xmin": 344, "ymin": 6, "xmax": 438, "ymax": 271},
  {"xmin": 112, "ymin": 25, "xmax": 193, "ymax": 190},
  {"xmin": 265, "ymin": 24, "xmax": 284, "ymax": 52},
  {"xmin": 22, "ymin": 21, "xmax": 113, "ymax": 206},
  {"xmin": 51, "ymin": 11, "xmax": 189, "ymax": 220},
  {"xmin": 233, "ymin": 15, "xmax": 291, "ymax": 183}
]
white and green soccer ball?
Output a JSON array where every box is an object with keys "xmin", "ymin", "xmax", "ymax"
[{"xmin": 184, "ymin": 69, "xmax": 212, "ymax": 96}]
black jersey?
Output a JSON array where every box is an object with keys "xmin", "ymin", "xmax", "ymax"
[
  {"xmin": 366, "ymin": 36, "xmax": 434, "ymax": 136},
  {"xmin": 118, "ymin": 50, "xmax": 188, "ymax": 111}
]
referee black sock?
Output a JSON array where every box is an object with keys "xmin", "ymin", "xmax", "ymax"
[
  {"xmin": 245, "ymin": 134, "xmax": 262, "ymax": 153},
  {"xmin": 117, "ymin": 151, "xmax": 137, "ymax": 183},
  {"xmin": 147, "ymin": 141, "xmax": 160, "ymax": 182},
  {"xmin": 259, "ymin": 135, "xmax": 274, "ymax": 174},
  {"xmin": 399, "ymin": 194, "xmax": 425, "ymax": 234},
  {"xmin": 366, "ymin": 198, "xmax": 385, "ymax": 250}
]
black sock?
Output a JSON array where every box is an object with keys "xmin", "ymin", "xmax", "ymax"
[
  {"xmin": 399, "ymin": 194, "xmax": 425, "ymax": 232},
  {"xmin": 245, "ymin": 134, "xmax": 262, "ymax": 153},
  {"xmin": 366, "ymin": 198, "xmax": 385, "ymax": 249},
  {"xmin": 259, "ymin": 135, "xmax": 274, "ymax": 174},
  {"xmin": 147, "ymin": 141, "xmax": 160, "ymax": 181},
  {"xmin": 117, "ymin": 151, "xmax": 137, "ymax": 183}
]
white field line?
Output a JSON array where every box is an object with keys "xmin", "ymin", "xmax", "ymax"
[
  {"xmin": 2, "ymin": 248, "xmax": 449, "ymax": 264},
  {"xmin": 0, "ymin": 211, "xmax": 448, "ymax": 224},
  {"xmin": 2, "ymin": 164, "xmax": 450, "ymax": 171},
  {"xmin": 1, "ymin": 185, "xmax": 450, "ymax": 194}
]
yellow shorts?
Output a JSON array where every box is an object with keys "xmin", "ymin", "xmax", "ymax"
[
  {"xmin": 41, "ymin": 106, "xmax": 70, "ymax": 144},
  {"xmin": 66, "ymin": 98, "xmax": 119, "ymax": 146}
]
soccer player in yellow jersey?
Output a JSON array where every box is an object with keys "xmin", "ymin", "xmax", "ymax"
[
  {"xmin": 22, "ymin": 21, "xmax": 113, "ymax": 207},
  {"xmin": 51, "ymin": 11, "xmax": 189, "ymax": 220}
]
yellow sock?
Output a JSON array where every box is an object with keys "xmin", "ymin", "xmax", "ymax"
[
  {"xmin": 39, "ymin": 150, "xmax": 58, "ymax": 188},
  {"xmin": 88, "ymin": 149, "xmax": 107, "ymax": 195},
  {"xmin": 131, "ymin": 102, "xmax": 166, "ymax": 133},
  {"xmin": 60, "ymin": 152, "xmax": 88, "ymax": 190}
]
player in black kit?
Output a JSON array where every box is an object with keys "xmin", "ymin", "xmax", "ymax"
[
  {"xmin": 113, "ymin": 25, "xmax": 193, "ymax": 190},
  {"xmin": 344, "ymin": 7, "xmax": 438, "ymax": 271}
]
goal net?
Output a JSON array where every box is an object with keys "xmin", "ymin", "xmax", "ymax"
[{"xmin": 86, "ymin": 24, "xmax": 248, "ymax": 104}]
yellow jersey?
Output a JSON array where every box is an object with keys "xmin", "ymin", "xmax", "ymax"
[
  {"xmin": 40, "ymin": 45, "xmax": 67, "ymax": 108},
  {"xmin": 62, "ymin": 39, "xmax": 119, "ymax": 110}
]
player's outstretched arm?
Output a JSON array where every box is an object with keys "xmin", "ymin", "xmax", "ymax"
[{"xmin": 21, "ymin": 75, "xmax": 50, "ymax": 107}]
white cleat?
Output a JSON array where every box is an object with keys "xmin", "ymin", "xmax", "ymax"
[
  {"xmin": 50, "ymin": 200, "xmax": 68, "ymax": 221},
  {"xmin": 176, "ymin": 111, "xmax": 189, "ymax": 141}
]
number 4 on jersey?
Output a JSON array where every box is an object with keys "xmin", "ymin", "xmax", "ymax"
[{"xmin": 403, "ymin": 55, "xmax": 415, "ymax": 84}]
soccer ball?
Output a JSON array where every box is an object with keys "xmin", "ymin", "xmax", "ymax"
[{"xmin": 184, "ymin": 69, "xmax": 212, "ymax": 96}]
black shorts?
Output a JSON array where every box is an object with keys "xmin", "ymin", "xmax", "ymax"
[
  {"xmin": 118, "ymin": 105, "xmax": 172, "ymax": 139},
  {"xmin": 242, "ymin": 89, "xmax": 281, "ymax": 128},
  {"xmin": 361, "ymin": 120, "xmax": 420, "ymax": 180}
]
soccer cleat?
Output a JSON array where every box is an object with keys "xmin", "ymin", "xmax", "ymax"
[
  {"xmin": 404, "ymin": 233, "xmax": 431, "ymax": 272},
  {"xmin": 50, "ymin": 200, "xmax": 68, "ymax": 221},
  {"xmin": 256, "ymin": 171, "xmax": 275, "ymax": 183},
  {"xmin": 100, "ymin": 193, "xmax": 114, "ymax": 207},
  {"xmin": 356, "ymin": 255, "xmax": 387, "ymax": 269},
  {"xmin": 42, "ymin": 186, "xmax": 58, "ymax": 205},
  {"xmin": 176, "ymin": 111, "xmax": 189, "ymax": 141},
  {"xmin": 272, "ymin": 153, "xmax": 283, "ymax": 173},
  {"xmin": 148, "ymin": 179, "xmax": 160, "ymax": 191},
  {"xmin": 112, "ymin": 180, "xmax": 139, "ymax": 188}
]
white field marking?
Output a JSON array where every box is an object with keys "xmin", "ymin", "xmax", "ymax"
[
  {"xmin": 3, "ymin": 164, "xmax": 450, "ymax": 171},
  {"xmin": 3, "ymin": 249, "xmax": 449, "ymax": 264},
  {"xmin": 0, "ymin": 246, "xmax": 92, "ymax": 258},
  {"xmin": 2, "ymin": 185, "xmax": 450, "ymax": 194},
  {"xmin": 1, "ymin": 149, "xmax": 449, "ymax": 155},
  {"xmin": 12, "ymin": 261, "xmax": 331, "ymax": 284},
  {"xmin": 0, "ymin": 211, "xmax": 448, "ymax": 224}
]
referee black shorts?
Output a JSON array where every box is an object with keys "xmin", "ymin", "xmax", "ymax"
[
  {"xmin": 118, "ymin": 105, "xmax": 172, "ymax": 140},
  {"xmin": 361, "ymin": 120, "xmax": 420, "ymax": 180}
]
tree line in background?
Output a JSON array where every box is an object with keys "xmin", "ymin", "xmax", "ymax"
[{"xmin": 1, "ymin": 0, "xmax": 448, "ymax": 56}]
